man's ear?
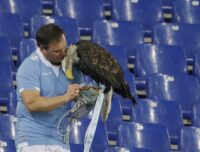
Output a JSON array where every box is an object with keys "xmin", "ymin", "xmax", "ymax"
[{"xmin": 39, "ymin": 46, "xmax": 47, "ymax": 55}]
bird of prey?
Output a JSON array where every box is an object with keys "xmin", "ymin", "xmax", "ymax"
[{"xmin": 62, "ymin": 40, "xmax": 137, "ymax": 120}]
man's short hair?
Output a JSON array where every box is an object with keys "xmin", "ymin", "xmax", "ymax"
[{"xmin": 36, "ymin": 24, "xmax": 65, "ymax": 50}]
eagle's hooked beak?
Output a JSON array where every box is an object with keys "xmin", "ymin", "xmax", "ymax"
[
  {"xmin": 62, "ymin": 56, "xmax": 74, "ymax": 80},
  {"xmin": 66, "ymin": 67, "xmax": 74, "ymax": 80},
  {"xmin": 62, "ymin": 44, "xmax": 78, "ymax": 80}
]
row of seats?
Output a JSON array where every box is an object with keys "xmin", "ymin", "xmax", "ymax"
[
  {"xmin": 0, "ymin": 0, "xmax": 200, "ymax": 35},
  {"xmin": 1, "ymin": 12, "xmax": 200, "ymax": 65},
  {"xmin": 2, "ymin": 98, "xmax": 200, "ymax": 152}
]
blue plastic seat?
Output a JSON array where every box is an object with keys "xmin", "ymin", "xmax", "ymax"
[
  {"xmin": 192, "ymin": 103, "xmax": 200, "ymax": 127},
  {"xmin": 19, "ymin": 39, "xmax": 37, "ymax": 64},
  {"xmin": 194, "ymin": 51, "xmax": 200, "ymax": 82},
  {"xmin": 147, "ymin": 74, "xmax": 200, "ymax": 119},
  {"xmin": 179, "ymin": 126, "xmax": 200, "ymax": 152},
  {"xmin": 133, "ymin": 99, "xmax": 184, "ymax": 144},
  {"xmin": 105, "ymin": 96, "xmax": 123, "ymax": 141},
  {"xmin": 54, "ymin": 0, "xmax": 105, "ymax": 35},
  {"xmin": 0, "ymin": 138, "xmax": 16, "ymax": 152},
  {"xmin": 0, "ymin": 37, "xmax": 17, "ymax": 71},
  {"xmin": 104, "ymin": 146, "xmax": 152, "ymax": 152},
  {"xmin": 42, "ymin": 0, "xmax": 54, "ymax": 11},
  {"xmin": 112, "ymin": 0, "xmax": 164, "ymax": 33},
  {"xmin": 93, "ymin": 20, "xmax": 144, "ymax": 63},
  {"xmin": 6, "ymin": 89, "xmax": 17, "ymax": 115},
  {"xmin": 70, "ymin": 143, "xmax": 85, "ymax": 152},
  {"xmin": 103, "ymin": 45, "xmax": 128, "ymax": 71},
  {"xmin": 0, "ymin": 13, "xmax": 24, "ymax": 60},
  {"xmin": 0, "ymin": 114, "xmax": 16, "ymax": 140},
  {"xmin": 0, "ymin": 0, "xmax": 42, "ymax": 36},
  {"xmin": 173, "ymin": 0, "xmax": 200, "ymax": 24},
  {"xmin": 31, "ymin": 15, "xmax": 80, "ymax": 45},
  {"xmin": 69, "ymin": 119, "xmax": 109, "ymax": 152},
  {"xmin": 118, "ymin": 70, "xmax": 138, "ymax": 116},
  {"xmin": 134, "ymin": 44, "xmax": 188, "ymax": 89},
  {"xmin": 153, "ymin": 23, "xmax": 200, "ymax": 64},
  {"xmin": 117, "ymin": 121, "xmax": 171, "ymax": 152},
  {"xmin": 0, "ymin": 64, "xmax": 14, "ymax": 106}
]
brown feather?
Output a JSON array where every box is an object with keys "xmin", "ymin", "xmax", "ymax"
[{"xmin": 74, "ymin": 40, "xmax": 136, "ymax": 105}]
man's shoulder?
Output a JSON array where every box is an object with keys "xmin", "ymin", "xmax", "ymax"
[
  {"xmin": 17, "ymin": 52, "xmax": 41, "ymax": 75},
  {"xmin": 20, "ymin": 52, "xmax": 41, "ymax": 68}
]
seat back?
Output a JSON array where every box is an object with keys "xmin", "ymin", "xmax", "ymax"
[
  {"xmin": 0, "ymin": 64, "xmax": 13, "ymax": 106},
  {"xmin": 0, "ymin": 13, "xmax": 23, "ymax": 57},
  {"xmin": 147, "ymin": 74, "xmax": 200, "ymax": 119},
  {"xmin": 0, "ymin": 0, "xmax": 42, "ymax": 26},
  {"xmin": 117, "ymin": 121, "xmax": 171, "ymax": 152},
  {"xmin": 180, "ymin": 126, "xmax": 200, "ymax": 152},
  {"xmin": 135, "ymin": 44, "xmax": 188, "ymax": 78},
  {"xmin": 173, "ymin": 0, "xmax": 200, "ymax": 24},
  {"xmin": 19, "ymin": 39, "xmax": 37, "ymax": 64},
  {"xmin": 0, "ymin": 114, "xmax": 16, "ymax": 140},
  {"xmin": 192, "ymin": 103, "xmax": 200, "ymax": 127},
  {"xmin": 103, "ymin": 45, "xmax": 128, "ymax": 71},
  {"xmin": 54, "ymin": 0, "xmax": 104, "ymax": 34},
  {"xmin": 93, "ymin": 20, "xmax": 144, "ymax": 58},
  {"xmin": 153, "ymin": 23, "xmax": 200, "ymax": 60},
  {"xmin": 70, "ymin": 119, "xmax": 109, "ymax": 152},
  {"xmin": 31, "ymin": 15, "xmax": 80, "ymax": 45},
  {"xmin": 112, "ymin": 0, "xmax": 164, "ymax": 31},
  {"xmin": 133, "ymin": 99, "xmax": 183, "ymax": 144}
]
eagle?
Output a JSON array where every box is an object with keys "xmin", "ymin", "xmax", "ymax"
[{"xmin": 62, "ymin": 40, "xmax": 137, "ymax": 120}]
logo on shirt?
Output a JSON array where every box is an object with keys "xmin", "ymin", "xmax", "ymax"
[
  {"xmin": 42, "ymin": 72, "xmax": 52, "ymax": 76},
  {"xmin": 31, "ymin": 55, "xmax": 38, "ymax": 60}
]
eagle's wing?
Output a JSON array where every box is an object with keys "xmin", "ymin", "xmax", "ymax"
[{"xmin": 75, "ymin": 41, "xmax": 135, "ymax": 104}]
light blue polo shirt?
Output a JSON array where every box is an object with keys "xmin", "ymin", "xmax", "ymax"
[{"xmin": 15, "ymin": 47, "xmax": 84, "ymax": 148}]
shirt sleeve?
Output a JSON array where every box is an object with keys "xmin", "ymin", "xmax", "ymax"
[{"xmin": 16, "ymin": 56, "xmax": 41, "ymax": 94}]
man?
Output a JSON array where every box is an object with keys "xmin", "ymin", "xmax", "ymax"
[{"xmin": 15, "ymin": 24, "xmax": 83, "ymax": 152}]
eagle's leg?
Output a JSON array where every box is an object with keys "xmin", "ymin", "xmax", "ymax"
[{"xmin": 101, "ymin": 86, "xmax": 113, "ymax": 121}]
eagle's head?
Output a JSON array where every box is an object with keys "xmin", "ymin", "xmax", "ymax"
[{"xmin": 62, "ymin": 44, "xmax": 79, "ymax": 79}]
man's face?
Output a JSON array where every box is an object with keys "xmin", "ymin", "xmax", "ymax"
[{"xmin": 42, "ymin": 34, "xmax": 67, "ymax": 65}]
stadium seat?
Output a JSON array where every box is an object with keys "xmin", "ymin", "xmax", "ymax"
[
  {"xmin": 42, "ymin": 0, "xmax": 54, "ymax": 11},
  {"xmin": 19, "ymin": 39, "xmax": 37, "ymax": 64},
  {"xmin": 173, "ymin": 0, "xmax": 200, "ymax": 24},
  {"xmin": 153, "ymin": 23, "xmax": 200, "ymax": 64},
  {"xmin": 192, "ymin": 103, "xmax": 200, "ymax": 127},
  {"xmin": 0, "ymin": 64, "xmax": 14, "ymax": 106},
  {"xmin": 70, "ymin": 143, "xmax": 86, "ymax": 152},
  {"xmin": 69, "ymin": 119, "xmax": 109, "ymax": 152},
  {"xmin": 0, "ymin": 138, "xmax": 16, "ymax": 152},
  {"xmin": 112, "ymin": 0, "xmax": 164, "ymax": 33},
  {"xmin": 147, "ymin": 74, "xmax": 200, "ymax": 119},
  {"xmin": 162, "ymin": 0, "xmax": 173, "ymax": 7},
  {"xmin": 133, "ymin": 99, "xmax": 184, "ymax": 144},
  {"xmin": 0, "ymin": 37, "xmax": 17, "ymax": 71},
  {"xmin": 7, "ymin": 89, "xmax": 18, "ymax": 115},
  {"xmin": 0, "ymin": 0, "xmax": 43, "ymax": 36},
  {"xmin": 193, "ymin": 50, "xmax": 200, "ymax": 82},
  {"xmin": 117, "ymin": 121, "xmax": 171, "ymax": 152},
  {"xmin": 103, "ymin": 45, "xmax": 128, "ymax": 71},
  {"xmin": 0, "ymin": 13, "xmax": 24, "ymax": 60},
  {"xmin": 118, "ymin": 70, "xmax": 138, "ymax": 116},
  {"xmin": 104, "ymin": 146, "xmax": 153, "ymax": 152},
  {"xmin": 54, "ymin": 0, "xmax": 105, "ymax": 35},
  {"xmin": 134, "ymin": 44, "xmax": 188, "ymax": 89},
  {"xmin": 93, "ymin": 20, "xmax": 144, "ymax": 63},
  {"xmin": 179, "ymin": 126, "xmax": 200, "ymax": 152},
  {"xmin": 0, "ymin": 114, "xmax": 16, "ymax": 140},
  {"xmin": 105, "ymin": 96, "xmax": 123, "ymax": 141},
  {"xmin": 31, "ymin": 15, "xmax": 80, "ymax": 45}
]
